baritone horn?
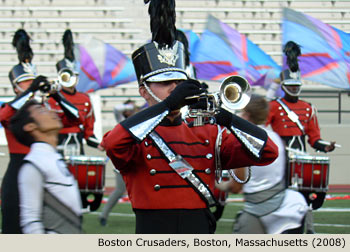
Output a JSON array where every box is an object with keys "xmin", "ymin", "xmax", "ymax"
[{"xmin": 186, "ymin": 75, "xmax": 251, "ymax": 119}]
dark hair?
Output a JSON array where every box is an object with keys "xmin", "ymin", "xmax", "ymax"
[
  {"xmin": 9, "ymin": 99, "xmax": 39, "ymax": 147},
  {"xmin": 243, "ymin": 94, "xmax": 269, "ymax": 125}
]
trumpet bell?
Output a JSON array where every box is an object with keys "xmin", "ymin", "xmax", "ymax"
[
  {"xmin": 58, "ymin": 68, "xmax": 78, "ymax": 88},
  {"xmin": 219, "ymin": 75, "xmax": 251, "ymax": 111}
]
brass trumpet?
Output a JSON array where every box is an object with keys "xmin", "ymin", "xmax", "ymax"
[
  {"xmin": 42, "ymin": 68, "xmax": 77, "ymax": 93},
  {"xmin": 186, "ymin": 75, "xmax": 251, "ymax": 119},
  {"xmin": 57, "ymin": 68, "xmax": 78, "ymax": 88}
]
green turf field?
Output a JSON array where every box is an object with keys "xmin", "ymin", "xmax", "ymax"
[
  {"xmin": 1, "ymin": 193, "xmax": 348, "ymax": 234},
  {"xmin": 81, "ymin": 193, "xmax": 350, "ymax": 234}
]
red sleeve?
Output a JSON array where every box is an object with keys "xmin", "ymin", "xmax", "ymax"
[
  {"xmin": 305, "ymin": 107, "xmax": 321, "ymax": 146},
  {"xmin": 102, "ymin": 124, "xmax": 141, "ymax": 172},
  {"xmin": 0, "ymin": 103, "xmax": 16, "ymax": 127},
  {"xmin": 265, "ymin": 100, "xmax": 277, "ymax": 127},
  {"xmin": 82, "ymin": 100, "xmax": 95, "ymax": 139},
  {"xmin": 220, "ymin": 129, "xmax": 278, "ymax": 169}
]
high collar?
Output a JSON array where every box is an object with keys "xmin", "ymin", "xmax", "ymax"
[
  {"xmin": 283, "ymin": 95, "xmax": 299, "ymax": 103},
  {"xmin": 62, "ymin": 88, "xmax": 76, "ymax": 95},
  {"xmin": 160, "ymin": 115, "xmax": 183, "ymax": 126}
]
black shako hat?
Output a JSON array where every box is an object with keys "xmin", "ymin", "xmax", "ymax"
[
  {"xmin": 132, "ymin": 40, "xmax": 187, "ymax": 84},
  {"xmin": 280, "ymin": 41, "xmax": 302, "ymax": 86},
  {"xmin": 9, "ymin": 29, "xmax": 37, "ymax": 85},
  {"xmin": 132, "ymin": 0, "xmax": 187, "ymax": 85}
]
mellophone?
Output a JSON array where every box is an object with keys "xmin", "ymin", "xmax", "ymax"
[
  {"xmin": 288, "ymin": 153, "xmax": 330, "ymax": 192},
  {"xmin": 64, "ymin": 155, "xmax": 106, "ymax": 210}
]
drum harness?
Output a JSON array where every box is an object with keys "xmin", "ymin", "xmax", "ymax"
[{"xmin": 276, "ymin": 98, "xmax": 306, "ymax": 153}]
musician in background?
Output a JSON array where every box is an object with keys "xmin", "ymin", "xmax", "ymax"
[
  {"xmin": 0, "ymin": 29, "xmax": 79, "ymax": 233},
  {"xmin": 47, "ymin": 29, "xmax": 103, "ymax": 210},
  {"xmin": 48, "ymin": 29, "xmax": 102, "ymax": 156},
  {"xmin": 227, "ymin": 95, "xmax": 308, "ymax": 234},
  {"xmin": 10, "ymin": 100, "xmax": 82, "ymax": 233},
  {"xmin": 266, "ymin": 41, "xmax": 336, "ymax": 233}
]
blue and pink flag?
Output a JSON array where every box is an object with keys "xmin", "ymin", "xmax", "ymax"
[
  {"xmin": 182, "ymin": 29, "xmax": 200, "ymax": 61},
  {"xmin": 75, "ymin": 37, "xmax": 136, "ymax": 93},
  {"xmin": 190, "ymin": 15, "xmax": 281, "ymax": 85},
  {"xmin": 283, "ymin": 8, "xmax": 350, "ymax": 90}
]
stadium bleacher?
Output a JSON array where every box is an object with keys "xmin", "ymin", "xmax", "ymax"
[{"xmin": 0, "ymin": 0, "xmax": 349, "ymax": 91}]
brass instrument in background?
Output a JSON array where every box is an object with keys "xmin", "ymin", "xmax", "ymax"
[
  {"xmin": 185, "ymin": 75, "xmax": 251, "ymax": 125},
  {"xmin": 44, "ymin": 68, "xmax": 78, "ymax": 92},
  {"xmin": 57, "ymin": 68, "xmax": 78, "ymax": 88}
]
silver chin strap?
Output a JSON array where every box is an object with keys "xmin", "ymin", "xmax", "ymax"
[
  {"xmin": 282, "ymin": 84, "xmax": 302, "ymax": 97},
  {"xmin": 143, "ymin": 81, "xmax": 162, "ymax": 103},
  {"xmin": 13, "ymin": 83, "xmax": 25, "ymax": 93}
]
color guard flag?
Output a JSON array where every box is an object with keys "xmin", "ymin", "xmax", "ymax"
[
  {"xmin": 283, "ymin": 8, "xmax": 350, "ymax": 90},
  {"xmin": 182, "ymin": 29, "xmax": 200, "ymax": 61},
  {"xmin": 75, "ymin": 37, "xmax": 136, "ymax": 93},
  {"xmin": 190, "ymin": 15, "xmax": 281, "ymax": 85}
]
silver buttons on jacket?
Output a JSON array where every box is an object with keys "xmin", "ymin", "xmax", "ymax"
[
  {"xmin": 154, "ymin": 184, "xmax": 160, "ymax": 191},
  {"xmin": 146, "ymin": 154, "xmax": 152, "ymax": 160},
  {"xmin": 144, "ymin": 141, "xmax": 149, "ymax": 147},
  {"xmin": 149, "ymin": 169, "xmax": 156, "ymax": 175},
  {"xmin": 206, "ymin": 153, "xmax": 213, "ymax": 160},
  {"xmin": 205, "ymin": 168, "xmax": 211, "ymax": 174},
  {"xmin": 204, "ymin": 139, "xmax": 209, "ymax": 145}
]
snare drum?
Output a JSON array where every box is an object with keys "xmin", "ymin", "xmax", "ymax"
[
  {"xmin": 288, "ymin": 154, "xmax": 329, "ymax": 192},
  {"xmin": 64, "ymin": 156, "xmax": 106, "ymax": 193}
]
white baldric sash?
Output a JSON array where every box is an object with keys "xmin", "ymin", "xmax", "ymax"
[
  {"xmin": 276, "ymin": 99, "xmax": 305, "ymax": 134},
  {"xmin": 149, "ymin": 131, "xmax": 217, "ymax": 207}
]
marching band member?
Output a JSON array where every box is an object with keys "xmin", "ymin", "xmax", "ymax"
[
  {"xmin": 47, "ymin": 29, "xmax": 103, "ymax": 210},
  {"xmin": 0, "ymin": 29, "xmax": 79, "ymax": 233},
  {"xmin": 48, "ymin": 29, "xmax": 101, "ymax": 156},
  {"xmin": 266, "ymin": 41, "xmax": 337, "ymax": 233},
  {"xmin": 101, "ymin": 0, "xmax": 278, "ymax": 234},
  {"xmin": 10, "ymin": 100, "xmax": 82, "ymax": 233}
]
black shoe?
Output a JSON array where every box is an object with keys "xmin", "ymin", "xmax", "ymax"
[{"xmin": 100, "ymin": 217, "xmax": 107, "ymax": 226}]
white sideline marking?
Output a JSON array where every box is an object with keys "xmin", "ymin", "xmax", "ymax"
[
  {"xmin": 89, "ymin": 211, "xmax": 135, "ymax": 217},
  {"xmin": 316, "ymin": 207, "xmax": 350, "ymax": 212}
]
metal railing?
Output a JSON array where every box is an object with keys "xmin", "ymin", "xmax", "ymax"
[{"xmin": 300, "ymin": 90, "xmax": 350, "ymax": 124}]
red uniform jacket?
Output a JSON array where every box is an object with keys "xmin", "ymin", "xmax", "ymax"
[
  {"xmin": 266, "ymin": 98, "xmax": 321, "ymax": 147},
  {"xmin": 102, "ymin": 120, "xmax": 278, "ymax": 210},
  {"xmin": 0, "ymin": 103, "xmax": 30, "ymax": 154},
  {"xmin": 48, "ymin": 90, "xmax": 95, "ymax": 139}
]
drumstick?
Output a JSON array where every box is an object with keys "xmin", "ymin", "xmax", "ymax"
[{"xmin": 318, "ymin": 140, "xmax": 341, "ymax": 148}]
